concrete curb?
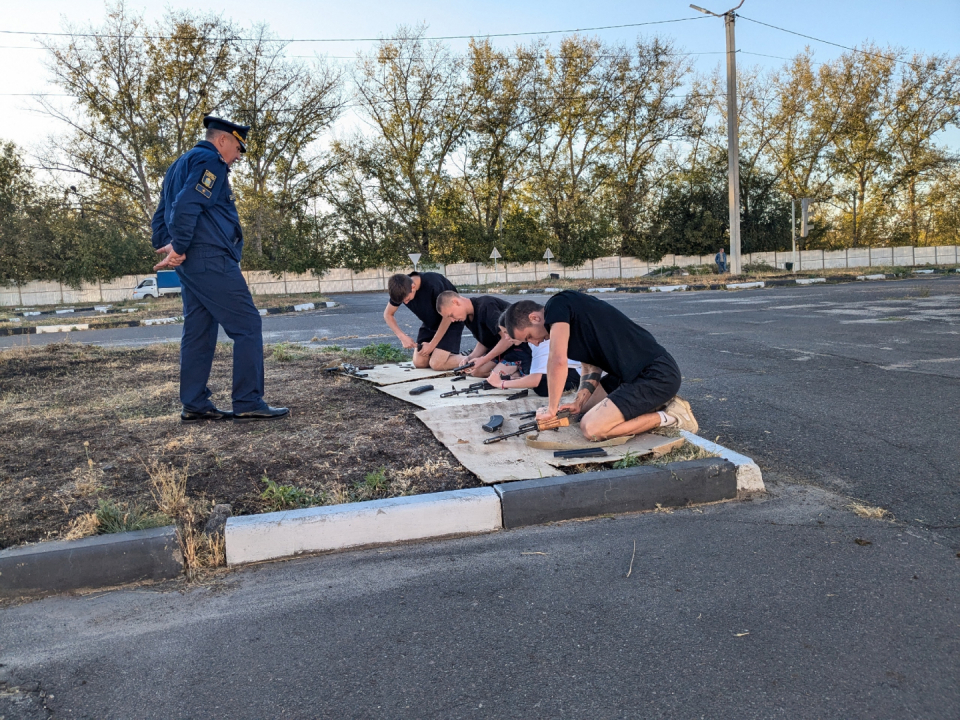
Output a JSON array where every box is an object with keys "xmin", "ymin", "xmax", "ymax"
[
  {"xmin": 0, "ymin": 302, "xmax": 339, "ymax": 336},
  {"xmin": 680, "ymin": 430, "xmax": 765, "ymax": 495},
  {"xmin": 225, "ymin": 487, "xmax": 502, "ymax": 565},
  {"xmin": 0, "ymin": 435, "xmax": 765, "ymax": 588},
  {"xmin": 494, "ymin": 458, "xmax": 738, "ymax": 529},
  {"xmin": 0, "ymin": 526, "xmax": 183, "ymax": 598}
]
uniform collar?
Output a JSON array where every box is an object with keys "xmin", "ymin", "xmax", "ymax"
[{"xmin": 196, "ymin": 140, "xmax": 228, "ymax": 167}]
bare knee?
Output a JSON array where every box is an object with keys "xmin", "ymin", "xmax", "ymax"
[
  {"xmin": 428, "ymin": 353, "xmax": 448, "ymax": 370},
  {"xmin": 413, "ymin": 353, "xmax": 430, "ymax": 369},
  {"xmin": 579, "ymin": 414, "xmax": 608, "ymax": 441}
]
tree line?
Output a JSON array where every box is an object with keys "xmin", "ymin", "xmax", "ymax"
[{"xmin": 1, "ymin": 1, "xmax": 958, "ymax": 287}]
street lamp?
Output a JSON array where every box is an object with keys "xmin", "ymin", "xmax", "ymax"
[{"xmin": 690, "ymin": 1, "xmax": 745, "ymax": 275}]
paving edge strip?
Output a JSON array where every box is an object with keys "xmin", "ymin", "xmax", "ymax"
[
  {"xmin": 0, "ymin": 526, "xmax": 182, "ymax": 598},
  {"xmin": 0, "ymin": 436, "xmax": 764, "ymax": 588}
]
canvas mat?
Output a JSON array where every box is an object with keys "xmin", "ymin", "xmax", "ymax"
[
  {"xmin": 415, "ymin": 396, "xmax": 684, "ymax": 485},
  {"xmin": 377, "ymin": 377, "xmax": 536, "ymax": 410},
  {"xmin": 349, "ymin": 362, "xmax": 452, "ymax": 386}
]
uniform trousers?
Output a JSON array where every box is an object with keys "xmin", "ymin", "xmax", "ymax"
[{"xmin": 176, "ymin": 246, "xmax": 264, "ymax": 413}]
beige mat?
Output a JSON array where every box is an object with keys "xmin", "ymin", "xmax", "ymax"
[
  {"xmin": 377, "ymin": 377, "xmax": 532, "ymax": 409},
  {"xmin": 350, "ymin": 363, "xmax": 451, "ymax": 386},
  {"xmin": 416, "ymin": 397, "xmax": 684, "ymax": 484}
]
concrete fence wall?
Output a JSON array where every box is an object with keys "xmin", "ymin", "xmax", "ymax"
[{"xmin": 2, "ymin": 245, "xmax": 958, "ymax": 308}]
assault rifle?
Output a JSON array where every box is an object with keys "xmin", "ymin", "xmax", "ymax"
[
  {"xmin": 440, "ymin": 380, "xmax": 493, "ymax": 398},
  {"xmin": 483, "ymin": 409, "xmax": 584, "ymax": 444}
]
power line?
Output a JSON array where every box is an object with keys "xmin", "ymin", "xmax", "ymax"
[
  {"xmin": 0, "ymin": 16, "xmax": 707, "ymax": 44},
  {"xmin": 738, "ymin": 14, "xmax": 958, "ymax": 75}
]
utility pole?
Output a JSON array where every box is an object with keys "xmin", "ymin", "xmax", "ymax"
[{"xmin": 691, "ymin": 1, "xmax": 745, "ymax": 275}]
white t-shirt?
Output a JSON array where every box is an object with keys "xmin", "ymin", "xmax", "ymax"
[{"xmin": 528, "ymin": 340, "xmax": 582, "ymax": 376}]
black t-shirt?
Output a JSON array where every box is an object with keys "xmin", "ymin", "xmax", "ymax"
[
  {"xmin": 464, "ymin": 295, "xmax": 510, "ymax": 350},
  {"xmin": 466, "ymin": 295, "xmax": 532, "ymax": 362},
  {"xmin": 390, "ymin": 272, "xmax": 456, "ymax": 332},
  {"xmin": 543, "ymin": 291, "xmax": 668, "ymax": 381}
]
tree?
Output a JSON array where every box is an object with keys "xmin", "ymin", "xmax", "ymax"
[
  {"xmin": 603, "ymin": 37, "xmax": 690, "ymax": 255},
  {"xmin": 38, "ymin": 1, "xmax": 234, "ymax": 231},
  {"xmin": 226, "ymin": 25, "xmax": 346, "ymax": 266},
  {"xmin": 524, "ymin": 35, "xmax": 621, "ymax": 265},
  {"xmin": 348, "ymin": 25, "xmax": 476, "ymax": 260}
]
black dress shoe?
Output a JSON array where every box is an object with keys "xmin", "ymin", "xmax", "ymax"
[
  {"xmin": 181, "ymin": 407, "xmax": 234, "ymax": 423},
  {"xmin": 233, "ymin": 405, "xmax": 290, "ymax": 422}
]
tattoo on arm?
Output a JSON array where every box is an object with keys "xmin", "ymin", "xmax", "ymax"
[{"xmin": 578, "ymin": 372, "xmax": 603, "ymax": 395}]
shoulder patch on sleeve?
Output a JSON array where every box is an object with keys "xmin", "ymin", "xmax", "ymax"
[
  {"xmin": 195, "ymin": 184, "xmax": 213, "ymax": 199},
  {"xmin": 201, "ymin": 169, "xmax": 217, "ymax": 189}
]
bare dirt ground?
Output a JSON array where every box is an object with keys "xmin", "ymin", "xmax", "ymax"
[{"xmin": 0, "ymin": 342, "xmax": 479, "ymax": 550}]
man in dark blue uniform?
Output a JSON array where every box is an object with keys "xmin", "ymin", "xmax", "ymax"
[{"xmin": 151, "ymin": 115, "xmax": 288, "ymax": 423}]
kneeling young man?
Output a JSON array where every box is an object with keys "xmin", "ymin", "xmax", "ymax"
[
  {"xmin": 503, "ymin": 291, "xmax": 697, "ymax": 440},
  {"xmin": 436, "ymin": 292, "xmax": 531, "ymax": 378},
  {"xmin": 384, "ymin": 272, "xmax": 465, "ymax": 371},
  {"xmin": 487, "ymin": 311, "xmax": 581, "ymax": 397}
]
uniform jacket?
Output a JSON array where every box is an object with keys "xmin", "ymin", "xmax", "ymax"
[{"xmin": 151, "ymin": 141, "xmax": 244, "ymax": 262}]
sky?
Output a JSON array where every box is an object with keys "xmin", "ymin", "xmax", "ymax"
[{"xmin": 1, "ymin": 0, "xmax": 958, "ymax": 159}]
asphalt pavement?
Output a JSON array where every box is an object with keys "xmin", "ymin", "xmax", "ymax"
[{"xmin": 1, "ymin": 275, "xmax": 958, "ymax": 718}]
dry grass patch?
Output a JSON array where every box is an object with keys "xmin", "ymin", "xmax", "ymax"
[
  {"xmin": 849, "ymin": 502, "xmax": 891, "ymax": 520},
  {"xmin": 0, "ymin": 341, "xmax": 478, "ymax": 550}
]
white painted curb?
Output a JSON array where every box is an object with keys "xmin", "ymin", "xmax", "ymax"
[
  {"xmin": 857, "ymin": 274, "xmax": 886, "ymax": 281},
  {"xmin": 225, "ymin": 487, "xmax": 502, "ymax": 566},
  {"xmin": 143, "ymin": 317, "xmax": 182, "ymax": 326},
  {"xmin": 258, "ymin": 309, "xmax": 268, "ymax": 316},
  {"xmin": 651, "ymin": 284, "xmax": 687, "ymax": 293},
  {"xmin": 913, "ymin": 269, "xmax": 934, "ymax": 274},
  {"xmin": 294, "ymin": 302, "xmax": 315, "ymax": 312},
  {"xmin": 680, "ymin": 431, "xmax": 765, "ymax": 494},
  {"xmin": 726, "ymin": 281, "xmax": 765, "ymax": 290},
  {"xmin": 796, "ymin": 278, "xmax": 826, "ymax": 285},
  {"xmin": 36, "ymin": 324, "xmax": 89, "ymax": 333},
  {"xmin": 55, "ymin": 308, "xmax": 76, "ymax": 314},
  {"xmin": 587, "ymin": 287, "xmax": 616, "ymax": 293},
  {"xmin": 325, "ymin": 301, "xmax": 337, "ymax": 308}
]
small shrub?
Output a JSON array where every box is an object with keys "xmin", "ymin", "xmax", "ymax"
[
  {"xmin": 95, "ymin": 498, "xmax": 171, "ymax": 534},
  {"xmin": 613, "ymin": 451, "xmax": 641, "ymax": 469},
  {"xmin": 271, "ymin": 342, "xmax": 304, "ymax": 362},
  {"xmin": 357, "ymin": 343, "xmax": 408, "ymax": 362},
  {"xmin": 260, "ymin": 476, "xmax": 315, "ymax": 510},
  {"xmin": 742, "ymin": 261, "xmax": 777, "ymax": 274},
  {"xmin": 362, "ymin": 468, "xmax": 389, "ymax": 492}
]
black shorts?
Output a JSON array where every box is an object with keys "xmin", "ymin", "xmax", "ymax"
[
  {"xmin": 600, "ymin": 353, "xmax": 681, "ymax": 421},
  {"xmin": 534, "ymin": 368, "xmax": 580, "ymax": 397},
  {"xmin": 416, "ymin": 322, "xmax": 465, "ymax": 354}
]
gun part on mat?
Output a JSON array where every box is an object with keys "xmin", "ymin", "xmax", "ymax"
[
  {"xmin": 439, "ymin": 380, "xmax": 493, "ymax": 398},
  {"xmin": 409, "ymin": 384, "xmax": 434, "ymax": 395},
  {"xmin": 482, "ymin": 415, "xmax": 504, "ymax": 433},
  {"xmin": 553, "ymin": 447, "xmax": 608, "ymax": 459},
  {"xmin": 482, "ymin": 409, "xmax": 584, "ymax": 445},
  {"xmin": 453, "ymin": 361, "xmax": 476, "ymax": 375}
]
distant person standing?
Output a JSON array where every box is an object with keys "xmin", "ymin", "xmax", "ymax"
[
  {"xmin": 151, "ymin": 115, "xmax": 288, "ymax": 423},
  {"xmin": 715, "ymin": 248, "xmax": 728, "ymax": 274}
]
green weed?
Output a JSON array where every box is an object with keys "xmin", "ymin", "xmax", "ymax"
[
  {"xmin": 362, "ymin": 468, "xmax": 389, "ymax": 492},
  {"xmin": 357, "ymin": 343, "xmax": 408, "ymax": 362},
  {"xmin": 260, "ymin": 476, "xmax": 317, "ymax": 510},
  {"xmin": 95, "ymin": 498, "xmax": 171, "ymax": 534},
  {"xmin": 271, "ymin": 342, "xmax": 306, "ymax": 362},
  {"xmin": 613, "ymin": 451, "xmax": 641, "ymax": 469}
]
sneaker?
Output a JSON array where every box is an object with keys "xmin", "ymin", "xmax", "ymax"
[{"xmin": 665, "ymin": 396, "xmax": 698, "ymax": 434}]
